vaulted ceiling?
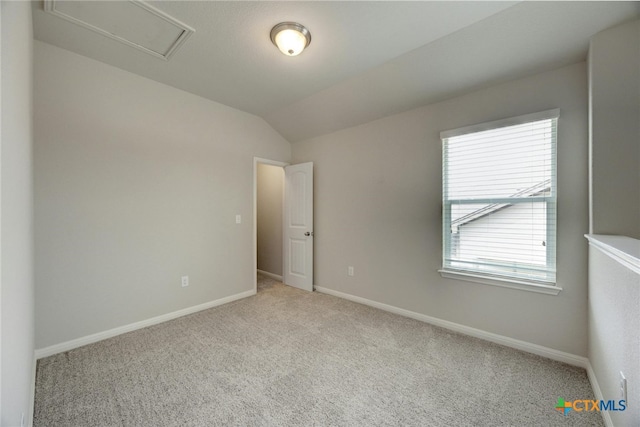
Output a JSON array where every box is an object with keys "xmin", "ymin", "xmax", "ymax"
[{"xmin": 33, "ymin": 1, "xmax": 640, "ymax": 142}]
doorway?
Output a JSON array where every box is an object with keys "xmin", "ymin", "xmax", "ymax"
[
  {"xmin": 253, "ymin": 157, "xmax": 314, "ymax": 293},
  {"xmin": 253, "ymin": 158, "xmax": 287, "ymax": 293},
  {"xmin": 254, "ymin": 159, "xmax": 286, "ymax": 292}
]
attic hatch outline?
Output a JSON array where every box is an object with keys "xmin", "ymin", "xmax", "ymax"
[{"xmin": 44, "ymin": 0, "xmax": 195, "ymax": 61}]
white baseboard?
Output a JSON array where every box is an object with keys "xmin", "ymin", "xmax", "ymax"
[
  {"xmin": 35, "ymin": 289, "xmax": 256, "ymax": 359},
  {"xmin": 257, "ymin": 269, "xmax": 283, "ymax": 282},
  {"xmin": 315, "ymin": 286, "xmax": 588, "ymax": 368},
  {"xmin": 586, "ymin": 360, "xmax": 613, "ymax": 427}
]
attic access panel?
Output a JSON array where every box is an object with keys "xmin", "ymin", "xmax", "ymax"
[{"xmin": 44, "ymin": 0, "xmax": 195, "ymax": 60}]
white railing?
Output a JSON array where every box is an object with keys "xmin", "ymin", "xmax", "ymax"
[{"xmin": 585, "ymin": 234, "xmax": 640, "ymax": 275}]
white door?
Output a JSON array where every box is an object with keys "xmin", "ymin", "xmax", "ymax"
[{"xmin": 283, "ymin": 162, "xmax": 313, "ymax": 291}]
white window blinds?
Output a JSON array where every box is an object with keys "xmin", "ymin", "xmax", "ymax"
[{"xmin": 441, "ymin": 109, "xmax": 558, "ymax": 285}]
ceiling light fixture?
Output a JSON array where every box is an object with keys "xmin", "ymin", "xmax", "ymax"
[{"xmin": 270, "ymin": 22, "xmax": 311, "ymax": 57}]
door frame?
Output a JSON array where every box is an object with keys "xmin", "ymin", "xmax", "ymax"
[{"xmin": 253, "ymin": 157, "xmax": 288, "ymax": 293}]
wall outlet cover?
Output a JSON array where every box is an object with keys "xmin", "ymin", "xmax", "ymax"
[{"xmin": 620, "ymin": 371, "xmax": 627, "ymax": 401}]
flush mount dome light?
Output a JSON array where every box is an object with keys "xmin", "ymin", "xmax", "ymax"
[{"xmin": 270, "ymin": 22, "xmax": 311, "ymax": 56}]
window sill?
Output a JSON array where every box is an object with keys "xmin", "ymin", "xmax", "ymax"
[{"xmin": 438, "ymin": 269, "xmax": 562, "ymax": 295}]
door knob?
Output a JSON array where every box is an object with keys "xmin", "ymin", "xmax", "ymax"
[{"xmin": 304, "ymin": 231, "xmax": 314, "ymax": 236}]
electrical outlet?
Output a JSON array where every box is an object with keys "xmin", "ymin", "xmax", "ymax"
[
  {"xmin": 181, "ymin": 276, "xmax": 189, "ymax": 287},
  {"xmin": 348, "ymin": 266, "xmax": 354, "ymax": 277},
  {"xmin": 235, "ymin": 214, "xmax": 242, "ymax": 224},
  {"xmin": 620, "ymin": 371, "xmax": 627, "ymax": 401}
]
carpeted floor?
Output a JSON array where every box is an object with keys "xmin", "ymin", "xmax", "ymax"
[{"xmin": 34, "ymin": 274, "xmax": 603, "ymax": 426}]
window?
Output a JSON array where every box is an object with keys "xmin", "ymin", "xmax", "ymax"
[{"xmin": 440, "ymin": 109, "xmax": 559, "ymax": 293}]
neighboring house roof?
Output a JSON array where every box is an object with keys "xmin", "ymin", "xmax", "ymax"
[{"xmin": 451, "ymin": 179, "xmax": 551, "ymax": 230}]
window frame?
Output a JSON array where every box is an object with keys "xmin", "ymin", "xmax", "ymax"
[{"xmin": 439, "ymin": 109, "xmax": 562, "ymax": 295}]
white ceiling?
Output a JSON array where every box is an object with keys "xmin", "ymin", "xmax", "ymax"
[{"xmin": 33, "ymin": 1, "xmax": 640, "ymax": 142}]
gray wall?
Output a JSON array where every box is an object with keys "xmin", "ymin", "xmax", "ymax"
[
  {"xmin": 588, "ymin": 20, "xmax": 640, "ymax": 427},
  {"xmin": 257, "ymin": 164, "xmax": 284, "ymax": 276},
  {"xmin": 588, "ymin": 244, "xmax": 639, "ymax": 426},
  {"xmin": 589, "ymin": 19, "xmax": 640, "ymax": 239},
  {"xmin": 1, "ymin": 2, "xmax": 35, "ymax": 425},
  {"xmin": 34, "ymin": 41, "xmax": 290, "ymax": 349},
  {"xmin": 293, "ymin": 62, "xmax": 589, "ymax": 356}
]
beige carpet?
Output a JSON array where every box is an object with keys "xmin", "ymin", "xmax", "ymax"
[{"xmin": 34, "ymin": 275, "xmax": 603, "ymax": 426}]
